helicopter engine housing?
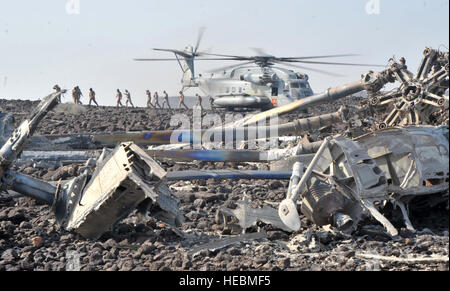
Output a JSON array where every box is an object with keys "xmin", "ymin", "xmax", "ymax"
[{"xmin": 240, "ymin": 73, "xmax": 276, "ymax": 85}]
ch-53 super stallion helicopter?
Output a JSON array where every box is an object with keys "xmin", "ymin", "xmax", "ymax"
[{"xmin": 134, "ymin": 30, "xmax": 383, "ymax": 109}]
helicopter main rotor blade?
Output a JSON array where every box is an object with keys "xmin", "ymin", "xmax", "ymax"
[
  {"xmin": 196, "ymin": 52, "xmax": 251, "ymax": 60},
  {"xmin": 134, "ymin": 58, "xmax": 182, "ymax": 61},
  {"xmin": 274, "ymin": 61, "xmax": 344, "ymax": 77},
  {"xmin": 206, "ymin": 61, "xmax": 255, "ymax": 73},
  {"xmin": 280, "ymin": 54, "xmax": 360, "ymax": 60},
  {"xmin": 283, "ymin": 59, "xmax": 386, "ymax": 67},
  {"xmin": 199, "ymin": 53, "xmax": 361, "ymax": 61},
  {"xmin": 194, "ymin": 27, "xmax": 206, "ymax": 55},
  {"xmin": 134, "ymin": 58, "xmax": 242, "ymax": 61}
]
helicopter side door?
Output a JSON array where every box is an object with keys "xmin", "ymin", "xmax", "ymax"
[{"xmin": 271, "ymin": 87, "xmax": 278, "ymax": 96}]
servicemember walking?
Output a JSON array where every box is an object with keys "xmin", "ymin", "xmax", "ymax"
[
  {"xmin": 116, "ymin": 89, "xmax": 123, "ymax": 107},
  {"xmin": 72, "ymin": 86, "xmax": 82, "ymax": 105},
  {"xmin": 153, "ymin": 91, "xmax": 161, "ymax": 109},
  {"xmin": 146, "ymin": 90, "xmax": 155, "ymax": 108},
  {"xmin": 53, "ymin": 84, "xmax": 62, "ymax": 102},
  {"xmin": 124, "ymin": 89, "xmax": 134, "ymax": 108},
  {"xmin": 88, "ymin": 88, "xmax": 99, "ymax": 106},
  {"xmin": 161, "ymin": 90, "xmax": 172, "ymax": 109},
  {"xmin": 76, "ymin": 86, "xmax": 83, "ymax": 104},
  {"xmin": 178, "ymin": 91, "xmax": 189, "ymax": 110}
]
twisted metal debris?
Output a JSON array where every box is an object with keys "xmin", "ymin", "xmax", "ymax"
[
  {"xmin": 0, "ymin": 47, "xmax": 448, "ymax": 241},
  {"xmin": 368, "ymin": 48, "xmax": 449, "ymax": 128}
]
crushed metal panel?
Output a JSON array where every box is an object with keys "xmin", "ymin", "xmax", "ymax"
[
  {"xmin": 333, "ymin": 136, "xmax": 388, "ymax": 199},
  {"xmin": 61, "ymin": 142, "xmax": 181, "ymax": 240},
  {"xmin": 355, "ymin": 126, "xmax": 449, "ymax": 196}
]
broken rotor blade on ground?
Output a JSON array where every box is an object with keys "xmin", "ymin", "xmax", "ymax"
[
  {"xmin": 14, "ymin": 139, "xmax": 324, "ymax": 167},
  {"xmin": 24, "ymin": 108, "xmax": 348, "ymax": 150},
  {"xmin": 166, "ymin": 170, "xmax": 292, "ymax": 181}
]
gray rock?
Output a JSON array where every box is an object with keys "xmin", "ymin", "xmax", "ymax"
[
  {"xmin": 19, "ymin": 221, "xmax": 32, "ymax": 229},
  {"xmin": 343, "ymin": 250, "xmax": 355, "ymax": 258},
  {"xmin": 227, "ymin": 247, "xmax": 241, "ymax": 256},
  {"xmin": 89, "ymin": 252, "xmax": 103, "ymax": 265},
  {"xmin": 268, "ymin": 180, "xmax": 284, "ymax": 190},
  {"xmin": 103, "ymin": 238, "xmax": 117, "ymax": 249},
  {"xmin": 139, "ymin": 243, "xmax": 156, "ymax": 255},
  {"xmin": 280, "ymin": 257, "xmax": 290, "ymax": 269},
  {"xmin": 1, "ymin": 248, "xmax": 18, "ymax": 263},
  {"xmin": 193, "ymin": 199, "xmax": 206, "ymax": 209}
]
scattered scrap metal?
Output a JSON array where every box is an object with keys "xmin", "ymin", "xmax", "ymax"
[
  {"xmin": 1, "ymin": 92, "xmax": 182, "ymax": 240},
  {"xmin": 0, "ymin": 47, "xmax": 448, "ymax": 243}
]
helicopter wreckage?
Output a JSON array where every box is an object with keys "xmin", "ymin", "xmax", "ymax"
[{"xmin": 0, "ymin": 47, "xmax": 448, "ymax": 244}]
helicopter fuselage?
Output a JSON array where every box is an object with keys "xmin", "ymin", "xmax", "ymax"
[{"xmin": 195, "ymin": 66, "xmax": 314, "ymax": 108}]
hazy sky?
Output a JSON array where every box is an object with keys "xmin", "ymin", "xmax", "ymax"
[{"xmin": 0, "ymin": 0, "xmax": 448, "ymax": 105}]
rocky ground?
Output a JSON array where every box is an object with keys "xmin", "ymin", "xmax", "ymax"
[{"xmin": 0, "ymin": 97, "xmax": 448, "ymax": 271}]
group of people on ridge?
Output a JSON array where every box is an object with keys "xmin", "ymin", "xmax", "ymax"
[{"xmin": 54, "ymin": 85, "xmax": 213, "ymax": 110}]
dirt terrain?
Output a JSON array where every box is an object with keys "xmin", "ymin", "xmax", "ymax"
[{"xmin": 0, "ymin": 97, "xmax": 448, "ymax": 271}]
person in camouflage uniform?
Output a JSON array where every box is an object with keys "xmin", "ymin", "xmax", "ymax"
[
  {"xmin": 116, "ymin": 89, "xmax": 123, "ymax": 107},
  {"xmin": 124, "ymin": 89, "xmax": 134, "ymax": 108},
  {"xmin": 178, "ymin": 91, "xmax": 189, "ymax": 110},
  {"xmin": 153, "ymin": 91, "xmax": 162, "ymax": 109},
  {"xmin": 161, "ymin": 90, "xmax": 172, "ymax": 109},
  {"xmin": 88, "ymin": 88, "xmax": 99, "ymax": 106},
  {"xmin": 146, "ymin": 90, "xmax": 155, "ymax": 108}
]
